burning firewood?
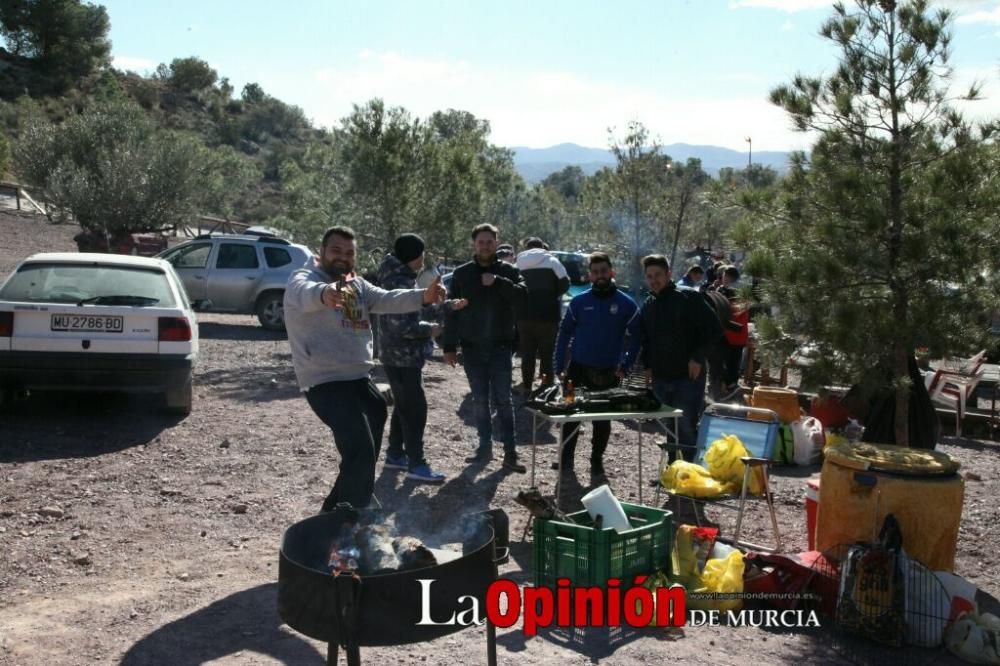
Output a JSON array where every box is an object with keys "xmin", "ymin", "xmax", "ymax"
[
  {"xmin": 356, "ymin": 525, "xmax": 400, "ymax": 574},
  {"xmin": 393, "ymin": 536, "xmax": 438, "ymax": 571}
]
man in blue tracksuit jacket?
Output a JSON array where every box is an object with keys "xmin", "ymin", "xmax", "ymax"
[{"xmin": 553, "ymin": 252, "xmax": 640, "ymax": 482}]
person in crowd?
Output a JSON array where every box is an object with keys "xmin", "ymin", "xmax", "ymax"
[
  {"xmin": 705, "ymin": 259, "xmax": 725, "ymax": 289},
  {"xmin": 376, "ymin": 233, "xmax": 468, "ymax": 484},
  {"xmin": 284, "ymin": 226, "xmax": 447, "ymax": 512},
  {"xmin": 716, "ymin": 265, "xmax": 749, "ymax": 398},
  {"xmin": 553, "ymin": 252, "xmax": 640, "ymax": 483},
  {"xmin": 703, "ymin": 287, "xmax": 740, "ymax": 401},
  {"xmin": 442, "ymin": 224, "xmax": 529, "ymax": 473},
  {"xmin": 637, "ymin": 255, "xmax": 723, "ymax": 462},
  {"xmin": 496, "ymin": 244, "xmax": 516, "ymax": 265},
  {"xmin": 515, "ymin": 237, "xmax": 570, "ymax": 390},
  {"xmin": 677, "ymin": 264, "xmax": 705, "ymax": 291}
]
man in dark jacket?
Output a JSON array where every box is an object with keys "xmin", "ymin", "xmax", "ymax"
[
  {"xmin": 515, "ymin": 237, "xmax": 570, "ymax": 390},
  {"xmin": 553, "ymin": 252, "xmax": 640, "ymax": 482},
  {"xmin": 442, "ymin": 223, "xmax": 529, "ymax": 472},
  {"xmin": 377, "ymin": 233, "xmax": 468, "ymax": 484},
  {"xmin": 638, "ymin": 255, "xmax": 723, "ymax": 462}
]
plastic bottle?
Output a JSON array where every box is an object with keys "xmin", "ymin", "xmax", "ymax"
[{"xmin": 564, "ymin": 379, "xmax": 575, "ymax": 404}]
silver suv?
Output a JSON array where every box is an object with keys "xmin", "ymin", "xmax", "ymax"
[{"xmin": 158, "ymin": 233, "xmax": 312, "ymax": 330}]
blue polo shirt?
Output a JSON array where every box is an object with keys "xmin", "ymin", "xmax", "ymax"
[{"xmin": 554, "ymin": 287, "xmax": 640, "ymax": 374}]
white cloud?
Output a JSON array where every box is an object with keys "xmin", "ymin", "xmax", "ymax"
[
  {"xmin": 952, "ymin": 64, "xmax": 1000, "ymax": 122},
  {"xmin": 297, "ymin": 51, "xmax": 810, "ymax": 152},
  {"xmin": 955, "ymin": 5, "xmax": 1000, "ymax": 24},
  {"xmin": 113, "ymin": 56, "xmax": 156, "ymax": 73},
  {"xmin": 781, "ymin": 19, "xmax": 795, "ymax": 30},
  {"xmin": 729, "ymin": 0, "xmax": 832, "ymax": 12}
]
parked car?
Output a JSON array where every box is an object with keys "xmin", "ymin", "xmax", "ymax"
[
  {"xmin": 157, "ymin": 233, "xmax": 313, "ymax": 330},
  {"xmin": 74, "ymin": 229, "xmax": 169, "ymax": 256},
  {"xmin": 0, "ymin": 253, "xmax": 198, "ymax": 414}
]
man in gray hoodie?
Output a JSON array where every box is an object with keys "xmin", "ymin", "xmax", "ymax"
[{"xmin": 284, "ymin": 226, "xmax": 446, "ymax": 512}]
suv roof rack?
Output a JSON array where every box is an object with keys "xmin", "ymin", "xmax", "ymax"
[
  {"xmin": 256, "ymin": 236, "xmax": 290, "ymax": 245},
  {"xmin": 188, "ymin": 232, "xmax": 290, "ymax": 246}
]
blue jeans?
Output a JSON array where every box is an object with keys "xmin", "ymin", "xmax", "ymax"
[
  {"xmin": 652, "ymin": 376, "xmax": 706, "ymax": 463},
  {"xmin": 462, "ymin": 346, "xmax": 516, "ymax": 455}
]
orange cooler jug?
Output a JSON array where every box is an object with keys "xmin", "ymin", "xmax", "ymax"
[{"xmin": 816, "ymin": 442, "xmax": 963, "ymax": 571}]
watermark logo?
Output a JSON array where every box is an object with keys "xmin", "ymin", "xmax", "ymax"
[{"xmin": 416, "ymin": 578, "xmax": 822, "ymax": 635}]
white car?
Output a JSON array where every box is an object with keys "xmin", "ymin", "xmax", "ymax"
[{"xmin": 0, "ymin": 253, "xmax": 199, "ymax": 414}]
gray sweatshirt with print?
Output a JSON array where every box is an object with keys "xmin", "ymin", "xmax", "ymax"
[{"xmin": 284, "ymin": 263, "xmax": 426, "ymax": 389}]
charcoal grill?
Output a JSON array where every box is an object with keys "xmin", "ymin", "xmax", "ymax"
[{"xmin": 278, "ymin": 505, "xmax": 509, "ymax": 665}]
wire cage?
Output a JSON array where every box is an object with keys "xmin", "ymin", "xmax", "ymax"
[{"xmin": 797, "ymin": 543, "xmax": 953, "ymax": 666}]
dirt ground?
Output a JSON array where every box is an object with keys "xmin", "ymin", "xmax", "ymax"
[{"xmin": 1, "ymin": 210, "xmax": 998, "ymax": 666}]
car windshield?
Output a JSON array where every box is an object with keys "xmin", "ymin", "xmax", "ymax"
[{"xmin": 0, "ymin": 263, "xmax": 176, "ymax": 306}]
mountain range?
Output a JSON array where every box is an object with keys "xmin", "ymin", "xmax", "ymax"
[{"xmin": 510, "ymin": 142, "xmax": 793, "ymax": 183}]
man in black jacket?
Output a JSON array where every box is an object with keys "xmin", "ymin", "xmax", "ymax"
[
  {"xmin": 515, "ymin": 237, "xmax": 570, "ymax": 390},
  {"xmin": 442, "ymin": 223, "xmax": 529, "ymax": 472},
  {"xmin": 638, "ymin": 255, "xmax": 723, "ymax": 462}
]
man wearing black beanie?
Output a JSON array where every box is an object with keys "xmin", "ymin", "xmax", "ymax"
[
  {"xmin": 376, "ymin": 233, "xmax": 467, "ymax": 483},
  {"xmin": 393, "ymin": 233, "xmax": 425, "ymax": 265}
]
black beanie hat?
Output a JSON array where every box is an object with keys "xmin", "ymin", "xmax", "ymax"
[{"xmin": 393, "ymin": 233, "xmax": 425, "ymax": 264}]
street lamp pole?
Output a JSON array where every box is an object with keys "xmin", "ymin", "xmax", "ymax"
[{"xmin": 745, "ymin": 136, "xmax": 752, "ymax": 170}]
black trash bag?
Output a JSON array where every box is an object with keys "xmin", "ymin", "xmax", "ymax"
[{"xmin": 846, "ymin": 356, "xmax": 940, "ymax": 450}]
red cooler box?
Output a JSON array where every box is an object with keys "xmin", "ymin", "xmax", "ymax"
[{"xmin": 804, "ymin": 477, "xmax": 820, "ymax": 550}]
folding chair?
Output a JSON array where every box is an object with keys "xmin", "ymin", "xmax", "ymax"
[
  {"xmin": 659, "ymin": 403, "xmax": 783, "ymax": 552},
  {"xmin": 925, "ymin": 366, "xmax": 985, "ymax": 437}
]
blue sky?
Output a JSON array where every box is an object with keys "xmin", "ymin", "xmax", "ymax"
[{"xmin": 102, "ymin": 0, "xmax": 1000, "ymax": 151}]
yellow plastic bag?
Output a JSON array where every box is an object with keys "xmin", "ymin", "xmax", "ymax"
[
  {"xmin": 661, "ymin": 460, "xmax": 726, "ymax": 498},
  {"xmin": 689, "ymin": 550, "xmax": 746, "ymax": 612},
  {"xmin": 703, "ymin": 434, "xmax": 764, "ymax": 496}
]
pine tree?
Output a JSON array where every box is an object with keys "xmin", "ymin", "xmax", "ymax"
[{"xmin": 741, "ymin": 0, "xmax": 999, "ymax": 445}]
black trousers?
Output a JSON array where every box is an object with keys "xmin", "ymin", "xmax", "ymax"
[
  {"xmin": 723, "ymin": 344, "xmax": 745, "ymax": 387},
  {"xmin": 385, "ymin": 365, "xmax": 428, "ymax": 469},
  {"xmin": 305, "ymin": 378, "xmax": 387, "ymax": 511},
  {"xmin": 559, "ymin": 362, "xmax": 618, "ymax": 467},
  {"xmin": 518, "ymin": 320, "xmax": 559, "ymax": 386}
]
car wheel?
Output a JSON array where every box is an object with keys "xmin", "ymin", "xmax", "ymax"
[
  {"xmin": 165, "ymin": 374, "xmax": 192, "ymax": 415},
  {"xmin": 256, "ymin": 292, "xmax": 285, "ymax": 331}
]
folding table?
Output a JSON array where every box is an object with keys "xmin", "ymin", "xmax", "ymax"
[{"xmin": 524, "ymin": 404, "xmax": 683, "ymax": 505}]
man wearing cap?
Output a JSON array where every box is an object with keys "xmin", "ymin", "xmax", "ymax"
[
  {"xmin": 442, "ymin": 223, "xmax": 529, "ymax": 472},
  {"xmin": 376, "ymin": 233, "xmax": 468, "ymax": 484},
  {"xmin": 284, "ymin": 226, "xmax": 448, "ymax": 511},
  {"xmin": 677, "ymin": 264, "xmax": 705, "ymax": 291}
]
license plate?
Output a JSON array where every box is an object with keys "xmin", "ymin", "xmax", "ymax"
[{"xmin": 51, "ymin": 314, "xmax": 124, "ymax": 333}]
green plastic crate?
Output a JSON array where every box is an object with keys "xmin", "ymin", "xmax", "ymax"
[{"xmin": 532, "ymin": 502, "xmax": 672, "ymax": 589}]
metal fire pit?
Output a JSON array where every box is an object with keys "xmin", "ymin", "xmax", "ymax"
[{"xmin": 278, "ymin": 505, "xmax": 509, "ymax": 666}]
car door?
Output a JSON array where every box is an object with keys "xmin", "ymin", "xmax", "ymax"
[
  {"xmin": 207, "ymin": 242, "xmax": 264, "ymax": 312},
  {"xmin": 161, "ymin": 242, "xmax": 213, "ymax": 302}
]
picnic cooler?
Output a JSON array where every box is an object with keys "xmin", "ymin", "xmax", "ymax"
[
  {"xmin": 804, "ymin": 477, "xmax": 820, "ymax": 550},
  {"xmin": 748, "ymin": 387, "xmax": 802, "ymax": 424},
  {"xmin": 533, "ymin": 503, "xmax": 672, "ymax": 589},
  {"xmin": 815, "ymin": 442, "xmax": 964, "ymax": 571}
]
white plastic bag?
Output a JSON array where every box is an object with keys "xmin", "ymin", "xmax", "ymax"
[
  {"xmin": 791, "ymin": 416, "xmax": 824, "ymax": 466},
  {"xmin": 900, "ymin": 552, "xmax": 951, "ymax": 647},
  {"xmin": 946, "ymin": 611, "xmax": 1000, "ymax": 664}
]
